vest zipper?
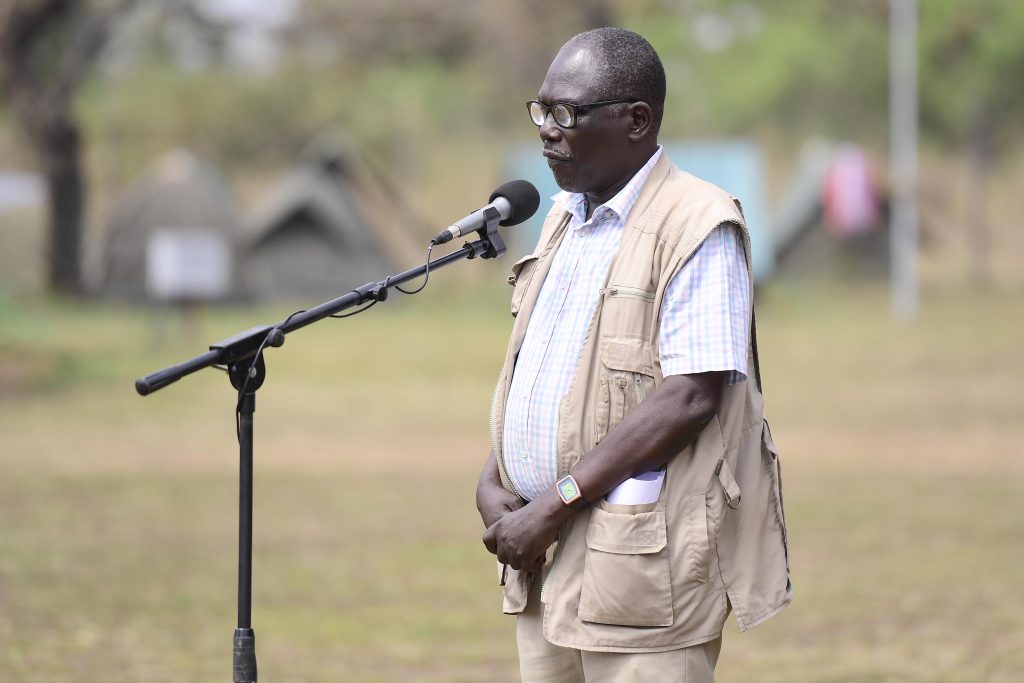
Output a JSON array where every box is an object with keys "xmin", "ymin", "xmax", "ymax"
[
  {"xmin": 489, "ymin": 372, "xmax": 521, "ymax": 499},
  {"xmin": 634, "ymin": 373, "xmax": 647, "ymax": 404},
  {"xmin": 601, "ymin": 286, "xmax": 656, "ymax": 302},
  {"xmin": 541, "ymin": 399, "xmax": 566, "ymax": 602},
  {"xmin": 540, "ymin": 528, "xmax": 562, "ymax": 602}
]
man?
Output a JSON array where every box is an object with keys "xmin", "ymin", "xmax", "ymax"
[{"xmin": 477, "ymin": 28, "xmax": 791, "ymax": 683}]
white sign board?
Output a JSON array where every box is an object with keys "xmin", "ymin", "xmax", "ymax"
[{"xmin": 146, "ymin": 228, "xmax": 232, "ymax": 301}]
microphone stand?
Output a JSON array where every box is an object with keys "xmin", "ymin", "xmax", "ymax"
[{"xmin": 135, "ymin": 209, "xmax": 507, "ymax": 683}]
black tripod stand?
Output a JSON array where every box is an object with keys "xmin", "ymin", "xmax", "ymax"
[{"xmin": 136, "ymin": 210, "xmax": 507, "ymax": 682}]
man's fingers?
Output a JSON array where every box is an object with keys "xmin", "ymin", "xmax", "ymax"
[
  {"xmin": 482, "ymin": 527, "xmax": 497, "ymax": 555},
  {"xmin": 522, "ymin": 552, "xmax": 545, "ymax": 573}
]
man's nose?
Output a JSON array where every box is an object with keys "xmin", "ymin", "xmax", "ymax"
[{"xmin": 538, "ymin": 114, "xmax": 562, "ymax": 142}]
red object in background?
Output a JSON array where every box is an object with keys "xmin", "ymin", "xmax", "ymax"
[{"xmin": 823, "ymin": 145, "xmax": 880, "ymax": 237}]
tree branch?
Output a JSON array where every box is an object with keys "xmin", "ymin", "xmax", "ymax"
[
  {"xmin": 0, "ymin": 0, "xmax": 75, "ymax": 139},
  {"xmin": 0, "ymin": 0, "xmax": 73, "ymax": 61},
  {"xmin": 54, "ymin": 0, "xmax": 141, "ymax": 105}
]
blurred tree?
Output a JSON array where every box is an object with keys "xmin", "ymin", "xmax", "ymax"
[
  {"xmin": 0, "ymin": 0, "xmax": 139, "ymax": 294},
  {"xmin": 632, "ymin": 1, "xmax": 1024, "ymax": 148},
  {"xmin": 919, "ymin": 0, "xmax": 1024, "ymax": 283},
  {"xmin": 39, "ymin": 0, "xmax": 1024, "ymax": 247},
  {"xmin": 290, "ymin": 0, "xmax": 614, "ymax": 98},
  {"xmin": 632, "ymin": 1, "xmax": 891, "ymax": 143}
]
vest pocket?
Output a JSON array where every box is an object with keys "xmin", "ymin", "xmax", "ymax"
[
  {"xmin": 500, "ymin": 562, "xmax": 532, "ymax": 615},
  {"xmin": 762, "ymin": 420, "xmax": 789, "ymax": 572},
  {"xmin": 577, "ymin": 502, "xmax": 674, "ymax": 627},
  {"xmin": 681, "ymin": 492, "xmax": 712, "ymax": 583},
  {"xmin": 593, "ymin": 338, "xmax": 656, "ymax": 444}
]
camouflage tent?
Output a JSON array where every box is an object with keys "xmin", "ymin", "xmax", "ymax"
[
  {"xmin": 100, "ymin": 150, "xmax": 242, "ymax": 301},
  {"xmin": 240, "ymin": 135, "xmax": 424, "ymax": 301}
]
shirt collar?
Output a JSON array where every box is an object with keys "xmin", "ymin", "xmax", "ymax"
[{"xmin": 552, "ymin": 146, "xmax": 663, "ymax": 228}]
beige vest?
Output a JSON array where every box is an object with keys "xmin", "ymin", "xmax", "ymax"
[{"xmin": 489, "ymin": 154, "xmax": 792, "ymax": 652}]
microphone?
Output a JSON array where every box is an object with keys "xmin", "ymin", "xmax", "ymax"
[{"xmin": 431, "ymin": 180, "xmax": 540, "ymax": 245}]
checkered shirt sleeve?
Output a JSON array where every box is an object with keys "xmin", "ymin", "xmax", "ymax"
[{"xmin": 658, "ymin": 224, "xmax": 751, "ymax": 385}]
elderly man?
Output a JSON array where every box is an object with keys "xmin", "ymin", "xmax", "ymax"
[{"xmin": 477, "ymin": 28, "xmax": 791, "ymax": 682}]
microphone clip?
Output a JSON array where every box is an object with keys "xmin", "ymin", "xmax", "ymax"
[{"xmin": 465, "ymin": 205, "xmax": 506, "ymax": 260}]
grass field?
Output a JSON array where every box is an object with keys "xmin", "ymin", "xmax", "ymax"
[{"xmin": 1, "ymin": 279, "xmax": 1022, "ymax": 682}]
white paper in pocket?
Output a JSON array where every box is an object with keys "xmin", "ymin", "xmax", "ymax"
[{"xmin": 605, "ymin": 469, "xmax": 665, "ymax": 505}]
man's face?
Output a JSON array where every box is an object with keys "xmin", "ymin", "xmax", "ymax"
[{"xmin": 536, "ymin": 46, "xmax": 634, "ymax": 196}]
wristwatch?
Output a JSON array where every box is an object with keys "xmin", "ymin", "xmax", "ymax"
[{"xmin": 556, "ymin": 474, "xmax": 587, "ymax": 509}]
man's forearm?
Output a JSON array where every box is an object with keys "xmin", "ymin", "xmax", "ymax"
[
  {"xmin": 568, "ymin": 372, "xmax": 726, "ymax": 504},
  {"xmin": 477, "ymin": 450, "xmax": 502, "ymax": 489}
]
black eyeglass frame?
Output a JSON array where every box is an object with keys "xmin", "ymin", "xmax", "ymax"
[{"xmin": 526, "ymin": 98, "xmax": 638, "ymax": 129}]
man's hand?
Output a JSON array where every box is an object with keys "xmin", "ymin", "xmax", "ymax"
[
  {"xmin": 482, "ymin": 500, "xmax": 561, "ymax": 572},
  {"xmin": 476, "ymin": 451, "xmax": 524, "ymax": 529},
  {"xmin": 477, "ymin": 451, "xmax": 563, "ymax": 572}
]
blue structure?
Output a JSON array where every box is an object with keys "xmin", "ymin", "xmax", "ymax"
[{"xmin": 505, "ymin": 140, "xmax": 772, "ymax": 283}]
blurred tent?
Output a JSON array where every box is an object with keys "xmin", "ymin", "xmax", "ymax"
[
  {"xmin": 100, "ymin": 150, "xmax": 242, "ymax": 301},
  {"xmin": 98, "ymin": 136, "xmax": 427, "ymax": 304},
  {"xmin": 0, "ymin": 170, "xmax": 45, "ymax": 294},
  {"xmin": 239, "ymin": 133, "xmax": 426, "ymax": 301}
]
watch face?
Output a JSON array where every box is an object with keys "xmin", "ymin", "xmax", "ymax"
[{"xmin": 558, "ymin": 476, "xmax": 580, "ymax": 503}]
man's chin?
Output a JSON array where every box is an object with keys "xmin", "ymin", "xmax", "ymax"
[{"xmin": 549, "ymin": 165, "xmax": 585, "ymax": 194}]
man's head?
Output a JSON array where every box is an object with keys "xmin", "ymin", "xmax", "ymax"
[{"xmin": 533, "ymin": 28, "xmax": 666, "ymax": 201}]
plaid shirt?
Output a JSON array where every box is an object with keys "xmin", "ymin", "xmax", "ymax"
[{"xmin": 504, "ymin": 150, "xmax": 750, "ymax": 500}]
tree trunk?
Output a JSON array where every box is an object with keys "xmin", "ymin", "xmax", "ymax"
[
  {"xmin": 0, "ymin": 0, "xmax": 139, "ymax": 296},
  {"xmin": 967, "ymin": 106, "xmax": 992, "ymax": 287},
  {"xmin": 40, "ymin": 116, "xmax": 85, "ymax": 295}
]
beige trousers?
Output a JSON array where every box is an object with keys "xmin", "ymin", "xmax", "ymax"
[{"xmin": 516, "ymin": 578, "xmax": 721, "ymax": 683}]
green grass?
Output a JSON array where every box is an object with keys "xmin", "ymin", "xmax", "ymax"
[{"xmin": 1, "ymin": 281, "xmax": 1022, "ymax": 682}]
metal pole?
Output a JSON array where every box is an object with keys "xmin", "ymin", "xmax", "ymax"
[
  {"xmin": 890, "ymin": 0, "xmax": 919, "ymax": 320},
  {"xmin": 237, "ymin": 395, "xmax": 254, "ymax": 629},
  {"xmin": 233, "ymin": 386, "xmax": 257, "ymax": 683}
]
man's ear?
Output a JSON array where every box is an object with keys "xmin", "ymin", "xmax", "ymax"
[{"xmin": 627, "ymin": 102, "xmax": 654, "ymax": 142}]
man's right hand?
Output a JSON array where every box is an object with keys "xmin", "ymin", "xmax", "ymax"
[{"xmin": 476, "ymin": 451, "xmax": 524, "ymax": 529}]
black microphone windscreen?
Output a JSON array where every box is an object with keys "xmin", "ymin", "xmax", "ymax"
[{"xmin": 490, "ymin": 180, "xmax": 540, "ymax": 227}]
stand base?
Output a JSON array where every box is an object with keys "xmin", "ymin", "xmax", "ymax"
[{"xmin": 232, "ymin": 628, "xmax": 257, "ymax": 683}]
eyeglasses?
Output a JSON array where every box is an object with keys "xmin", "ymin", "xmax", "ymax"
[{"xmin": 526, "ymin": 99, "xmax": 636, "ymax": 129}]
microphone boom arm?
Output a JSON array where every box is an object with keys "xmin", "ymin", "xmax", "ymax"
[{"xmin": 135, "ymin": 206, "xmax": 506, "ymax": 397}]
